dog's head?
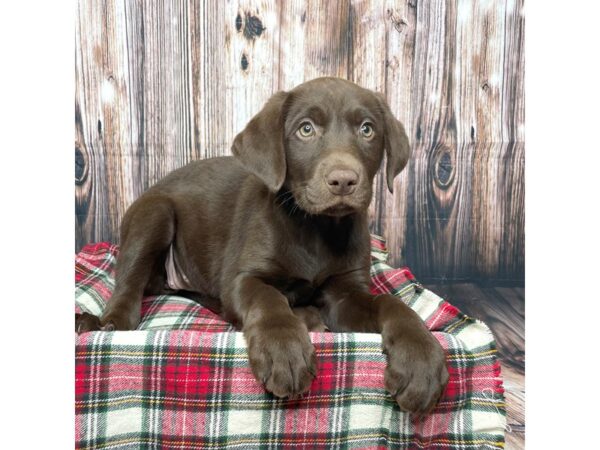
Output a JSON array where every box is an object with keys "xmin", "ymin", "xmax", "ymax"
[{"xmin": 232, "ymin": 77, "xmax": 410, "ymax": 217}]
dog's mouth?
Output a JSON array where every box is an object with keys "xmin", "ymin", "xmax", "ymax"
[
  {"xmin": 277, "ymin": 184, "xmax": 371, "ymax": 218},
  {"xmin": 320, "ymin": 202, "xmax": 357, "ymax": 217},
  {"xmin": 294, "ymin": 187, "xmax": 369, "ymax": 217}
]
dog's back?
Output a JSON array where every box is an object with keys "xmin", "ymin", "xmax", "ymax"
[{"xmin": 125, "ymin": 156, "xmax": 253, "ymax": 298}]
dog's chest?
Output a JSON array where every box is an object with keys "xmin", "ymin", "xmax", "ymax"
[
  {"xmin": 290, "ymin": 234, "xmax": 339, "ymax": 272},
  {"xmin": 273, "ymin": 240, "xmax": 348, "ymax": 306}
]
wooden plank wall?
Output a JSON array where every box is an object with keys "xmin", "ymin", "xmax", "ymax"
[{"xmin": 76, "ymin": 0, "xmax": 525, "ymax": 284}]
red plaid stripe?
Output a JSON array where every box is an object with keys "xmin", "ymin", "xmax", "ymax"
[{"xmin": 75, "ymin": 236, "xmax": 506, "ymax": 449}]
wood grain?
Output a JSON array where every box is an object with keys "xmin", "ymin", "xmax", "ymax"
[
  {"xmin": 372, "ymin": 1, "xmax": 417, "ymax": 263},
  {"xmin": 278, "ymin": 0, "xmax": 352, "ymax": 88},
  {"xmin": 75, "ymin": 0, "xmax": 525, "ymax": 284}
]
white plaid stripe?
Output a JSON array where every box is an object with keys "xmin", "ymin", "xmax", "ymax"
[{"xmin": 76, "ymin": 238, "xmax": 506, "ymax": 449}]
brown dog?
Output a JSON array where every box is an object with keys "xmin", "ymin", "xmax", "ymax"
[{"xmin": 76, "ymin": 77, "xmax": 448, "ymax": 413}]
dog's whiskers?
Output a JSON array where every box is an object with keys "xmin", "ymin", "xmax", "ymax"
[
  {"xmin": 275, "ymin": 190, "xmax": 295, "ymax": 208},
  {"xmin": 275, "ymin": 188, "xmax": 308, "ymax": 218}
]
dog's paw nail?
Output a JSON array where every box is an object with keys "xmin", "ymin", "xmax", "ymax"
[{"xmin": 103, "ymin": 323, "xmax": 115, "ymax": 331}]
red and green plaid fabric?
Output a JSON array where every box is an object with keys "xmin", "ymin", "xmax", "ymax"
[{"xmin": 75, "ymin": 236, "xmax": 506, "ymax": 449}]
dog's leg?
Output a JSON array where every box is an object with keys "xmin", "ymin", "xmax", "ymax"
[
  {"xmin": 104, "ymin": 194, "xmax": 176, "ymax": 330},
  {"xmin": 224, "ymin": 275, "xmax": 317, "ymax": 398},
  {"xmin": 76, "ymin": 194, "xmax": 175, "ymax": 332},
  {"xmin": 318, "ymin": 272, "xmax": 449, "ymax": 414},
  {"xmin": 292, "ymin": 306, "xmax": 327, "ymax": 332}
]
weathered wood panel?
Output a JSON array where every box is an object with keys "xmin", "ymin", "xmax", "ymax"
[
  {"xmin": 373, "ymin": 1, "xmax": 417, "ymax": 263},
  {"xmin": 76, "ymin": 0, "xmax": 197, "ymax": 244},
  {"xmin": 75, "ymin": 0, "xmax": 525, "ymax": 284},
  {"xmin": 278, "ymin": 0, "xmax": 352, "ymax": 87}
]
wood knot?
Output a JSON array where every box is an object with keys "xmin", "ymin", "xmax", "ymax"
[
  {"xmin": 235, "ymin": 13, "xmax": 243, "ymax": 32},
  {"xmin": 386, "ymin": 9, "xmax": 408, "ymax": 33},
  {"xmin": 385, "ymin": 56, "xmax": 400, "ymax": 70},
  {"xmin": 241, "ymin": 53, "xmax": 249, "ymax": 71},
  {"xmin": 243, "ymin": 13, "xmax": 265, "ymax": 40},
  {"xmin": 481, "ymin": 82, "xmax": 490, "ymax": 92},
  {"xmin": 432, "ymin": 148, "xmax": 454, "ymax": 189},
  {"xmin": 75, "ymin": 145, "xmax": 87, "ymax": 185}
]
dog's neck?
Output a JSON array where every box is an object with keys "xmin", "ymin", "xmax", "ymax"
[{"xmin": 274, "ymin": 187, "xmax": 363, "ymax": 254}]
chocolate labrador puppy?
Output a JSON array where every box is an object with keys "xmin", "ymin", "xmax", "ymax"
[{"xmin": 76, "ymin": 77, "xmax": 448, "ymax": 413}]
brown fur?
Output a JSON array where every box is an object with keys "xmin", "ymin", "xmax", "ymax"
[{"xmin": 76, "ymin": 77, "xmax": 448, "ymax": 413}]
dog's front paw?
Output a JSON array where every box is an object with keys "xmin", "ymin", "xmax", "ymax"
[
  {"xmin": 75, "ymin": 310, "xmax": 136, "ymax": 333},
  {"xmin": 382, "ymin": 326, "xmax": 448, "ymax": 414},
  {"xmin": 75, "ymin": 312, "xmax": 103, "ymax": 333},
  {"xmin": 245, "ymin": 317, "xmax": 317, "ymax": 398}
]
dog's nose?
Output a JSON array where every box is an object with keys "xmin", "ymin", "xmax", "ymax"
[{"xmin": 326, "ymin": 169, "xmax": 359, "ymax": 195}]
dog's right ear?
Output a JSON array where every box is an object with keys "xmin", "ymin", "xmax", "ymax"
[
  {"xmin": 232, "ymin": 91, "xmax": 288, "ymax": 192},
  {"xmin": 375, "ymin": 93, "xmax": 411, "ymax": 194}
]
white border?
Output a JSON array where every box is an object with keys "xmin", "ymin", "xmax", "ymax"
[
  {"xmin": 2, "ymin": 1, "xmax": 600, "ymax": 447},
  {"xmin": 527, "ymin": 1, "xmax": 600, "ymax": 448},
  {"xmin": 0, "ymin": 2, "xmax": 74, "ymax": 447}
]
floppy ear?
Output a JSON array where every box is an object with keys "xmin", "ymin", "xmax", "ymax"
[
  {"xmin": 232, "ymin": 91, "xmax": 288, "ymax": 192},
  {"xmin": 377, "ymin": 95, "xmax": 411, "ymax": 193}
]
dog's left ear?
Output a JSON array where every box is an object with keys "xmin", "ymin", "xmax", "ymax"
[
  {"xmin": 377, "ymin": 94, "xmax": 411, "ymax": 193},
  {"xmin": 232, "ymin": 91, "xmax": 288, "ymax": 192}
]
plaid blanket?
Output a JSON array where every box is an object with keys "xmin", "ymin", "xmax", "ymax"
[{"xmin": 75, "ymin": 236, "xmax": 506, "ymax": 449}]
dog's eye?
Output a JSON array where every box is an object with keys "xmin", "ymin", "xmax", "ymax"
[
  {"xmin": 297, "ymin": 121, "xmax": 315, "ymax": 138},
  {"xmin": 360, "ymin": 122, "xmax": 374, "ymax": 139}
]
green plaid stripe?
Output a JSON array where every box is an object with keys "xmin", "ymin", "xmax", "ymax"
[{"xmin": 75, "ymin": 239, "xmax": 506, "ymax": 449}]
